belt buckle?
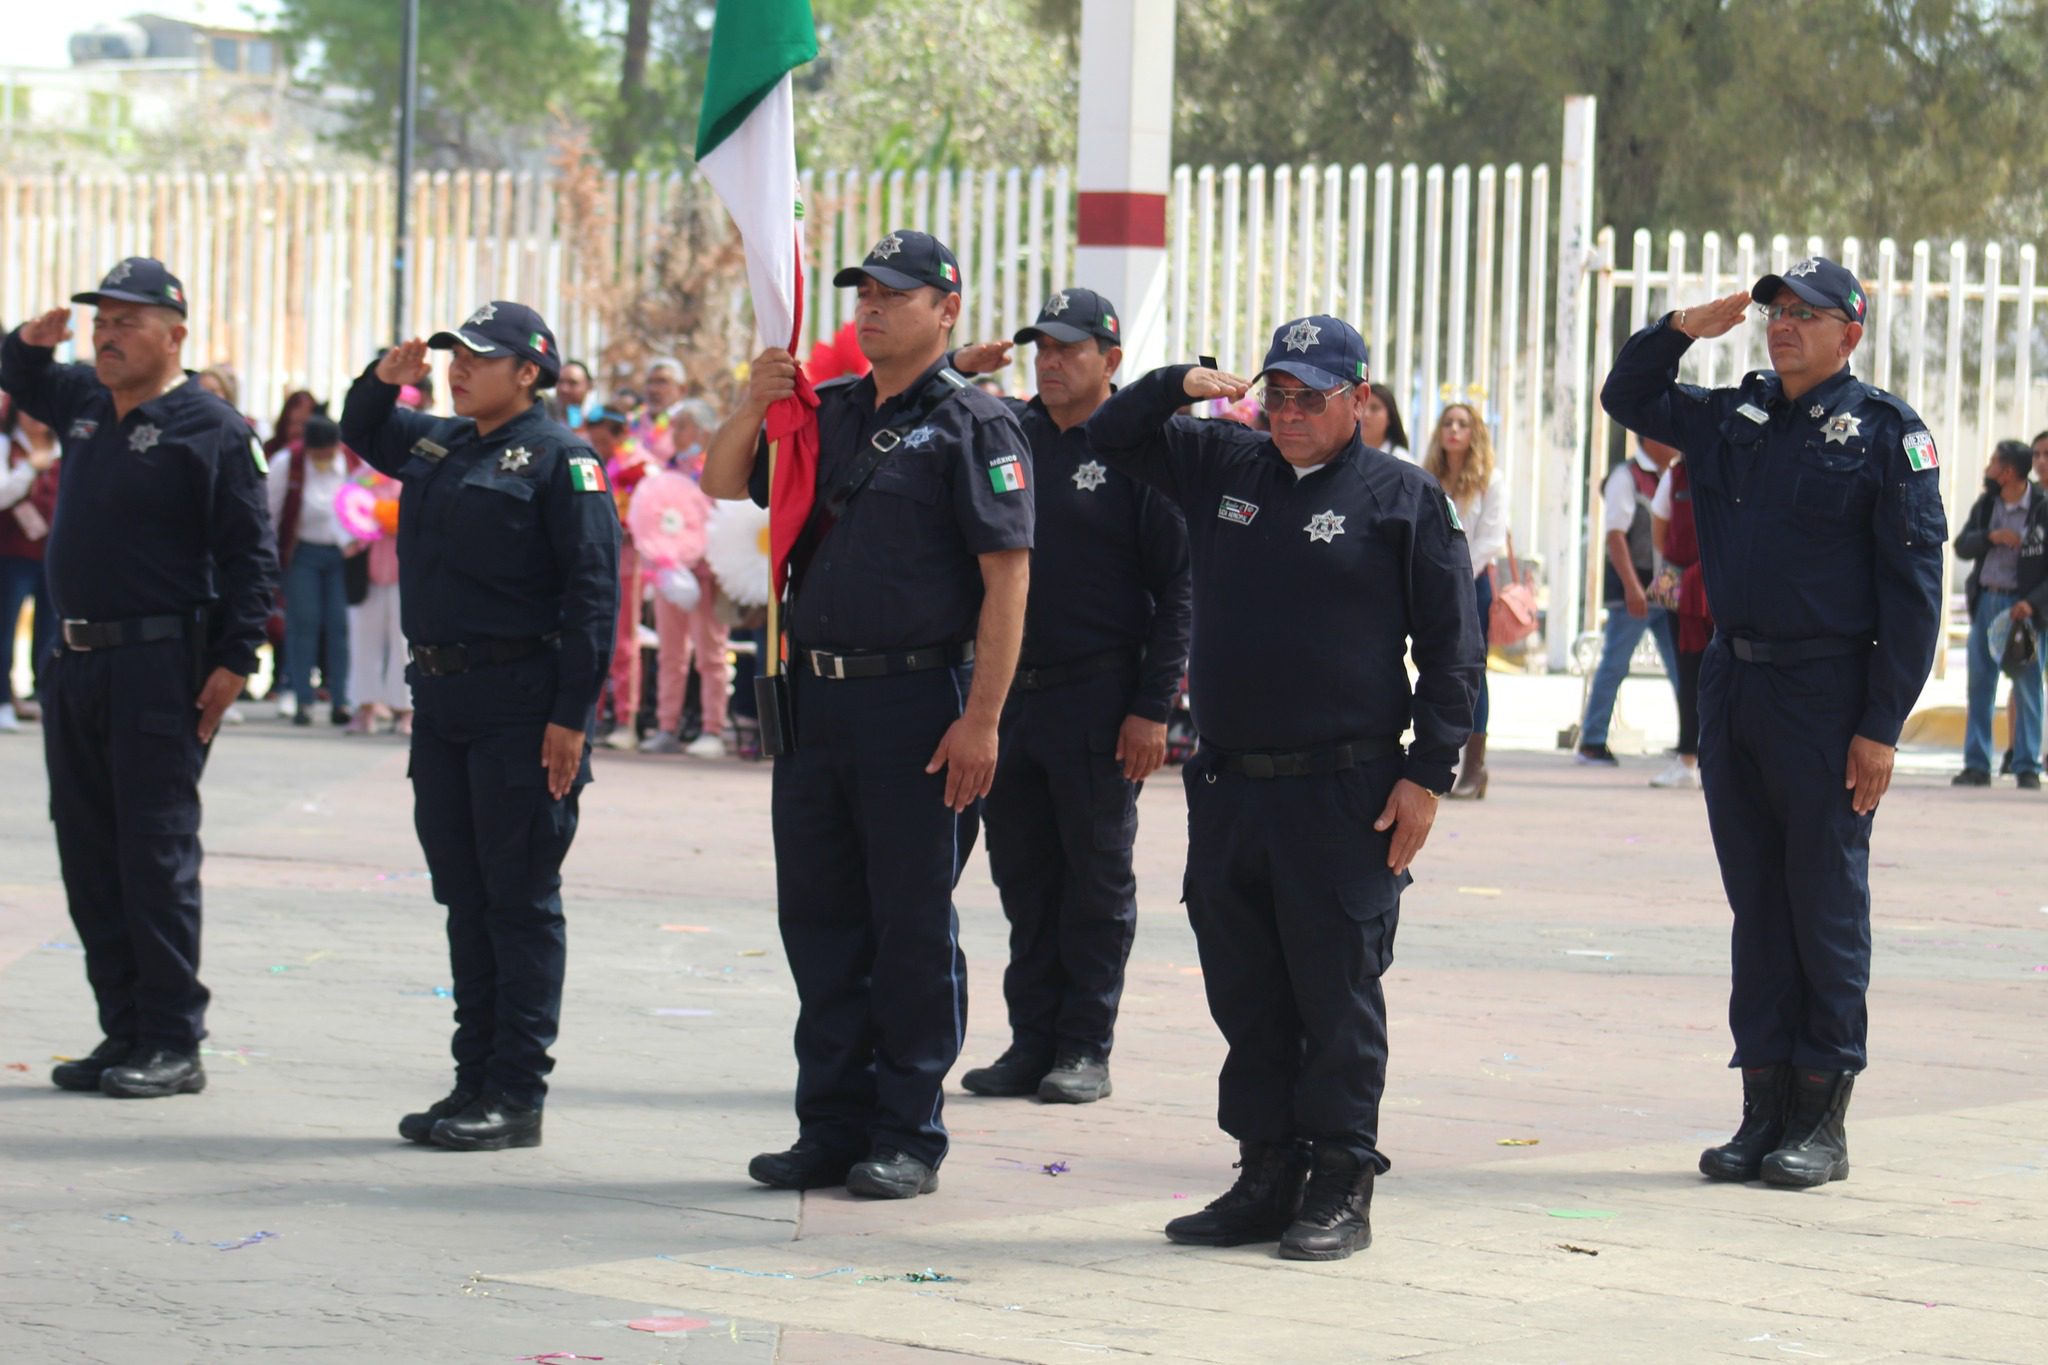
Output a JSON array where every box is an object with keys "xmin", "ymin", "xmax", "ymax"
[
  {"xmin": 1240, "ymin": 753, "xmax": 1276, "ymax": 779},
  {"xmin": 810, "ymin": 649, "xmax": 846, "ymax": 680},
  {"xmin": 63, "ymin": 619, "xmax": 94, "ymax": 651},
  {"xmin": 870, "ymin": 429, "xmax": 902, "ymax": 453}
]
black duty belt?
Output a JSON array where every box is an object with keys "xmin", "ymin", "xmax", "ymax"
[
  {"xmin": 1727, "ymin": 636, "xmax": 1869, "ymax": 666},
  {"xmin": 1210, "ymin": 736, "xmax": 1402, "ymax": 778},
  {"xmin": 62, "ymin": 614, "xmax": 186, "ymax": 652},
  {"xmin": 1011, "ymin": 648, "xmax": 1136, "ymax": 694},
  {"xmin": 411, "ymin": 634, "xmax": 558, "ymax": 678},
  {"xmin": 803, "ymin": 641, "xmax": 974, "ymax": 681}
]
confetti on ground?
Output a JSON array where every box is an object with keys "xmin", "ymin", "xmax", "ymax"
[
  {"xmin": 855, "ymin": 1269, "xmax": 957, "ymax": 1285},
  {"xmin": 4, "ymin": 1063, "xmax": 27, "ymax": 1072},
  {"xmin": 172, "ymin": 1230, "xmax": 277, "ymax": 1250},
  {"xmin": 678, "ymin": 1261, "xmax": 854, "ymax": 1280},
  {"xmin": 1042, "ymin": 1161, "xmax": 1070, "ymax": 1176},
  {"xmin": 649, "ymin": 1008, "xmax": 715, "ymax": 1017},
  {"xmin": 516, "ymin": 1355, "xmax": 604, "ymax": 1363},
  {"xmin": 401, "ymin": 987, "xmax": 455, "ymax": 998},
  {"xmin": 660, "ymin": 925, "xmax": 712, "ymax": 933},
  {"xmin": 1456, "ymin": 887, "xmax": 1503, "ymax": 897},
  {"xmin": 40, "ymin": 941, "xmax": 82, "ymax": 951},
  {"xmin": 1564, "ymin": 949, "xmax": 1616, "ymax": 960},
  {"xmin": 267, "ymin": 964, "xmax": 307, "ymax": 973},
  {"xmin": 105, "ymin": 1214, "xmax": 132, "ymax": 1223},
  {"xmin": 1497, "ymin": 1138, "xmax": 1541, "ymax": 1147},
  {"xmin": 627, "ymin": 1317, "xmax": 710, "ymax": 1333},
  {"xmin": 1172, "ymin": 1193, "xmax": 1188, "ymax": 1199},
  {"xmin": 1176, "ymin": 966, "xmax": 1203, "ymax": 976},
  {"xmin": 738, "ymin": 949, "xmax": 768, "ymax": 957},
  {"xmin": 1546, "ymin": 1208, "xmax": 1616, "ymax": 1220},
  {"xmin": 1558, "ymin": 1243, "xmax": 1600, "ymax": 1256}
]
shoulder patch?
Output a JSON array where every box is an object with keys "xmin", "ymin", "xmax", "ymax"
[
  {"xmin": 567, "ymin": 454, "xmax": 609, "ymax": 493},
  {"xmin": 987, "ymin": 452, "xmax": 1027, "ymax": 494},
  {"xmin": 1903, "ymin": 429, "xmax": 1939, "ymax": 473},
  {"xmin": 250, "ymin": 437, "xmax": 269, "ymax": 475},
  {"xmin": 1444, "ymin": 494, "xmax": 1465, "ymax": 533}
]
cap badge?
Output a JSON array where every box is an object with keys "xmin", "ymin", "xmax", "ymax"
[
  {"xmin": 1046, "ymin": 291, "xmax": 1070, "ymax": 316},
  {"xmin": 1304, "ymin": 509, "xmax": 1347, "ymax": 544},
  {"xmin": 1823, "ymin": 413, "xmax": 1862, "ymax": 446},
  {"xmin": 871, "ymin": 233, "xmax": 904, "ymax": 261},
  {"xmin": 1283, "ymin": 320, "xmax": 1322, "ymax": 354},
  {"xmin": 500, "ymin": 445, "xmax": 533, "ymax": 472},
  {"xmin": 466, "ymin": 303, "xmax": 498, "ymax": 326},
  {"xmin": 106, "ymin": 260, "xmax": 135, "ymax": 286},
  {"xmin": 1786, "ymin": 258, "xmax": 1820, "ymax": 279}
]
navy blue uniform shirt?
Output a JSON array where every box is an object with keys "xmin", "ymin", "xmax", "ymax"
[
  {"xmin": 1085, "ymin": 364, "xmax": 1481, "ymax": 792},
  {"xmin": 339, "ymin": 365, "xmax": 621, "ymax": 732},
  {"xmin": 1000, "ymin": 394, "xmax": 1191, "ymax": 722},
  {"xmin": 1600, "ymin": 317, "xmax": 1945, "ymax": 746},
  {"xmin": 1, "ymin": 329, "xmax": 277, "ymax": 676},
  {"xmin": 749, "ymin": 356, "xmax": 1034, "ymax": 652}
]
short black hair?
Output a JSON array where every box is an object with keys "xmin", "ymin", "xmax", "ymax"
[
  {"xmin": 1996, "ymin": 439, "xmax": 2032, "ymax": 479},
  {"xmin": 2033, "ymin": 429, "xmax": 2048, "ymax": 446}
]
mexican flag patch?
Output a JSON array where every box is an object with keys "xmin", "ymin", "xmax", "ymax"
[
  {"xmin": 1904, "ymin": 430, "xmax": 1938, "ymax": 472},
  {"xmin": 1445, "ymin": 494, "xmax": 1464, "ymax": 531},
  {"xmin": 939, "ymin": 262, "xmax": 958, "ymax": 285},
  {"xmin": 569, "ymin": 456, "xmax": 609, "ymax": 493},
  {"xmin": 988, "ymin": 453, "xmax": 1027, "ymax": 494}
]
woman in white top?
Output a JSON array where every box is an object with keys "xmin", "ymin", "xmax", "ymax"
[
  {"xmin": 1360, "ymin": 382, "xmax": 1413, "ymax": 463},
  {"xmin": 266, "ymin": 413, "xmax": 357, "ymax": 725},
  {"xmin": 1422, "ymin": 402, "xmax": 1508, "ymax": 798}
]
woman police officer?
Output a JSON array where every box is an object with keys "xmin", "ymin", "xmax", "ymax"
[{"xmin": 340, "ymin": 302, "xmax": 620, "ymax": 1150}]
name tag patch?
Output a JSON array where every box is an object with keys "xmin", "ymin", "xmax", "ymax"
[
  {"xmin": 1218, "ymin": 495, "xmax": 1259, "ymax": 526},
  {"xmin": 1738, "ymin": 403, "xmax": 1768, "ymax": 425},
  {"xmin": 68, "ymin": 419, "xmax": 99, "ymax": 440},
  {"xmin": 410, "ymin": 438, "xmax": 448, "ymax": 462}
]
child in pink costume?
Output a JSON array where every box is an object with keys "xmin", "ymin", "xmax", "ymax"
[{"xmin": 632, "ymin": 471, "xmax": 729, "ymax": 755}]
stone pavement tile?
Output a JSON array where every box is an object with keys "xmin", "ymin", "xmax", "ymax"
[{"xmin": 776, "ymin": 1330, "xmax": 1012, "ymax": 1363}]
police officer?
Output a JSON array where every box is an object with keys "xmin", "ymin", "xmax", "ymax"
[
  {"xmin": 949, "ymin": 288, "xmax": 1191, "ymax": 1105},
  {"xmin": 339, "ymin": 302, "xmax": 620, "ymax": 1151},
  {"xmin": 701, "ymin": 229, "xmax": 1033, "ymax": 1199},
  {"xmin": 1085, "ymin": 316, "xmax": 1480, "ymax": 1260},
  {"xmin": 1602, "ymin": 259, "xmax": 1944, "ymax": 1189},
  {"xmin": 1, "ymin": 258, "xmax": 277, "ymax": 1099}
]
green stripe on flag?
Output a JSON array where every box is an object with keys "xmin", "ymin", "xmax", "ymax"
[{"xmin": 694, "ymin": 0, "xmax": 820, "ymax": 162}]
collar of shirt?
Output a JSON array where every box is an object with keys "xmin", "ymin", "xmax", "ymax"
[
  {"xmin": 1630, "ymin": 446, "xmax": 1661, "ymax": 474},
  {"xmin": 847, "ymin": 354, "xmax": 951, "ymax": 421},
  {"xmin": 130, "ymin": 372, "xmax": 199, "ymax": 424},
  {"xmin": 1797, "ymin": 366, "xmax": 1860, "ymax": 423},
  {"xmin": 1277, "ymin": 432, "xmax": 1363, "ymax": 480},
  {"xmin": 464, "ymin": 402, "xmax": 549, "ymax": 451}
]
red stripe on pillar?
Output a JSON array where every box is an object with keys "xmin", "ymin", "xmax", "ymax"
[{"xmin": 1076, "ymin": 192, "xmax": 1168, "ymax": 249}]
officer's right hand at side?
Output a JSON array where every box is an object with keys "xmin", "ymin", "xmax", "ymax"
[
  {"xmin": 742, "ymin": 348, "xmax": 798, "ymax": 418},
  {"xmin": 19, "ymin": 307, "xmax": 73, "ymax": 349},
  {"xmin": 1671, "ymin": 292, "xmax": 1752, "ymax": 340},
  {"xmin": 1181, "ymin": 368, "xmax": 1252, "ymax": 402},
  {"xmin": 376, "ymin": 338, "xmax": 432, "ymax": 386}
]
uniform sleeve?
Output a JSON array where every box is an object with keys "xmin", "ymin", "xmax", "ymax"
[
  {"xmin": 1860, "ymin": 421, "xmax": 1946, "ymax": 747},
  {"xmin": 339, "ymin": 362, "xmax": 439, "ymax": 478},
  {"xmin": 1404, "ymin": 484, "xmax": 1483, "ymax": 791},
  {"xmin": 206, "ymin": 416, "xmax": 281, "ymax": 677},
  {"xmin": 952, "ymin": 408, "xmax": 1034, "ymax": 554},
  {"xmin": 1082, "ymin": 364, "xmax": 1199, "ymax": 503},
  {"xmin": 1599, "ymin": 317, "xmax": 1732, "ymax": 463},
  {"xmin": 1953, "ymin": 491, "xmax": 1993, "ymax": 560},
  {"xmin": 1132, "ymin": 487, "xmax": 1192, "ymax": 722},
  {"xmin": 543, "ymin": 446, "xmax": 623, "ymax": 731},
  {"xmin": 1, "ymin": 329, "xmax": 102, "ymax": 428}
]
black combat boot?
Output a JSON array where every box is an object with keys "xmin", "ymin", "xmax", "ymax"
[
  {"xmin": 1760, "ymin": 1069, "xmax": 1855, "ymax": 1188},
  {"xmin": 99, "ymin": 1047, "xmax": 205, "ymax": 1099},
  {"xmin": 429, "ymin": 1093, "xmax": 543, "ymax": 1151},
  {"xmin": 52, "ymin": 1038, "xmax": 135, "ymax": 1093},
  {"xmin": 1164, "ymin": 1141, "xmax": 1312, "ymax": 1246},
  {"xmin": 845, "ymin": 1148, "xmax": 939, "ymax": 1199},
  {"xmin": 1279, "ymin": 1145, "xmax": 1375, "ymax": 1261},
  {"xmin": 1698, "ymin": 1064, "xmax": 1791, "ymax": 1181},
  {"xmin": 749, "ymin": 1138, "xmax": 860, "ymax": 1190},
  {"xmin": 399, "ymin": 1088, "xmax": 479, "ymax": 1144},
  {"xmin": 960, "ymin": 1045, "xmax": 1052, "ymax": 1097},
  {"xmin": 1037, "ymin": 1051, "xmax": 1111, "ymax": 1104}
]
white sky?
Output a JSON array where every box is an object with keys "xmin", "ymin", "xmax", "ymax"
[{"xmin": 9, "ymin": 1, "xmax": 283, "ymax": 70}]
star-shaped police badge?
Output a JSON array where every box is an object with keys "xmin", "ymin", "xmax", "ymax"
[
  {"xmin": 1283, "ymin": 320, "xmax": 1322, "ymax": 353},
  {"xmin": 1072, "ymin": 460, "xmax": 1106, "ymax": 492},
  {"xmin": 872, "ymin": 233, "xmax": 904, "ymax": 260},
  {"xmin": 1824, "ymin": 413, "xmax": 1862, "ymax": 445},
  {"xmin": 106, "ymin": 259, "xmax": 135, "ymax": 286},
  {"xmin": 466, "ymin": 302, "xmax": 497, "ymax": 326},
  {"xmin": 1304, "ymin": 509, "xmax": 1346, "ymax": 543},
  {"xmin": 1787, "ymin": 258, "xmax": 1820, "ymax": 278},
  {"xmin": 902, "ymin": 425, "xmax": 937, "ymax": 449},
  {"xmin": 500, "ymin": 445, "xmax": 533, "ymax": 472},
  {"xmin": 1046, "ymin": 292, "xmax": 1070, "ymax": 316},
  {"xmin": 1809, "ymin": 404, "xmax": 1826, "ymax": 420},
  {"xmin": 128, "ymin": 423, "xmax": 161, "ymax": 453}
]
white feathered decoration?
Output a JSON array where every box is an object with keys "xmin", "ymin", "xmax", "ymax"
[{"xmin": 705, "ymin": 498, "xmax": 772, "ymax": 609}]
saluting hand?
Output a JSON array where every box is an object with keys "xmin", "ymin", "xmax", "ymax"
[
  {"xmin": 744, "ymin": 348, "xmax": 798, "ymax": 417},
  {"xmin": 1182, "ymin": 368, "xmax": 1252, "ymax": 402},
  {"xmin": 1373, "ymin": 778, "xmax": 1439, "ymax": 876},
  {"xmin": 1672, "ymin": 292, "xmax": 1752, "ymax": 340},
  {"xmin": 927, "ymin": 716, "xmax": 999, "ymax": 812},
  {"xmin": 194, "ymin": 667, "xmax": 245, "ymax": 744},
  {"xmin": 19, "ymin": 307, "xmax": 73, "ymax": 349},
  {"xmin": 541, "ymin": 723, "xmax": 584, "ymax": 801},
  {"xmin": 952, "ymin": 340, "xmax": 1014, "ymax": 376},
  {"xmin": 376, "ymin": 338, "xmax": 432, "ymax": 386},
  {"xmin": 1843, "ymin": 735, "xmax": 1894, "ymax": 816}
]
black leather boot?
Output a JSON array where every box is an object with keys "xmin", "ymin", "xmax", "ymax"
[
  {"xmin": 429, "ymin": 1093, "xmax": 543, "ymax": 1150},
  {"xmin": 1761, "ymin": 1069, "xmax": 1855, "ymax": 1187},
  {"xmin": 1164, "ymin": 1141, "xmax": 1312, "ymax": 1246},
  {"xmin": 52, "ymin": 1038, "xmax": 134, "ymax": 1093},
  {"xmin": 1037, "ymin": 1052, "xmax": 1111, "ymax": 1104},
  {"xmin": 1698, "ymin": 1064, "xmax": 1790, "ymax": 1181},
  {"xmin": 399, "ymin": 1088, "xmax": 479, "ymax": 1144},
  {"xmin": 846, "ymin": 1148, "xmax": 939, "ymax": 1199},
  {"xmin": 1279, "ymin": 1145, "xmax": 1375, "ymax": 1261},
  {"xmin": 960, "ymin": 1045, "xmax": 1051, "ymax": 1097},
  {"xmin": 99, "ymin": 1048, "xmax": 205, "ymax": 1099},
  {"xmin": 748, "ymin": 1139, "xmax": 859, "ymax": 1190}
]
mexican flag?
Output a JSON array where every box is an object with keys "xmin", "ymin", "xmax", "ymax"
[{"xmin": 695, "ymin": 0, "xmax": 820, "ymax": 598}]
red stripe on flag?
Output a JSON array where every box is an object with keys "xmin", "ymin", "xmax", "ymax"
[
  {"xmin": 764, "ymin": 231, "xmax": 820, "ymax": 598},
  {"xmin": 1076, "ymin": 192, "xmax": 1168, "ymax": 248}
]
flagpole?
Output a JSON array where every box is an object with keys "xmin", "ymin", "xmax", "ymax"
[{"xmin": 764, "ymin": 438, "xmax": 781, "ymax": 679}]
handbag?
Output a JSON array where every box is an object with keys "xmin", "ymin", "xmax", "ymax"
[{"xmin": 1488, "ymin": 531, "xmax": 1538, "ymax": 647}]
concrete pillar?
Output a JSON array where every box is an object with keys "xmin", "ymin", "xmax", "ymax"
[
  {"xmin": 1545, "ymin": 95, "xmax": 1598, "ymax": 671},
  {"xmin": 1074, "ymin": 0, "xmax": 1175, "ymax": 373}
]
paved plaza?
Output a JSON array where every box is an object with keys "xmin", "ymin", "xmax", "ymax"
[{"xmin": 2, "ymin": 687, "xmax": 2044, "ymax": 1363}]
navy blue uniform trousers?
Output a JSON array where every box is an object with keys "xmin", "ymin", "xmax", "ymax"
[
  {"xmin": 43, "ymin": 635, "xmax": 210, "ymax": 1049},
  {"xmin": 1698, "ymin": 638, "xmax": 1873, "ymax": 1071},
  {"xmin": 1181, "ymin": 747, "xmax": 1408, "ymax": 1173},
  {"xmin": 982, "ymin": 670, "xmax": 1140, "ymax": 1060},
  {"xmin": 772, "ymin": 663, "xmax": 977, "ymax": 1170},
  {"xmin": 407, "ymin": 652, "xmax": 583, "ymax": 1108}
]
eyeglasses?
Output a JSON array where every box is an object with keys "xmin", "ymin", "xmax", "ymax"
[
  {"xmin": 1256, "ymin": 382, "xmax": 1354, "ymax": 415},
  {"xmin": 1758, "ymin": 303, "xmax": 1851, "ymax": 326}
]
